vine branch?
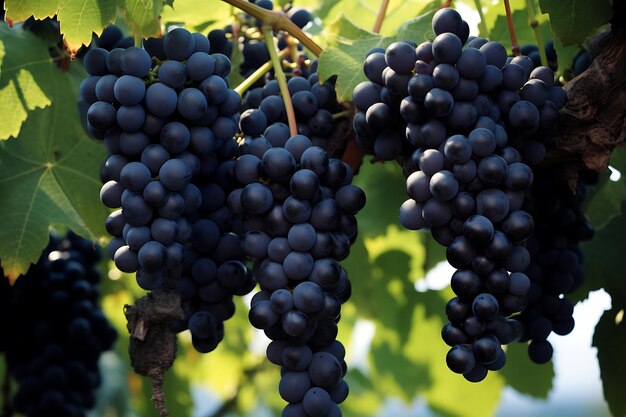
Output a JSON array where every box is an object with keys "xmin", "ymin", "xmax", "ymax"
[
  {"xmin": 553, "ymin": 25, "xmax": 626, "ymax": 173},
  {"xmin": 234, "ymin": 49, "xmax": 290, "ymax": 96},
  {"xmin": 372, "ymin": 0, "xmax": 390, "ymax": 34},
  {"xmin": 263, "ymin": 26, "xmax": 298, "ymax": 136},
  {"xmin": 220, "ymin": 0, "xmax": 322, "ymax": 56},
  {"xmin": 503, "ymin": 0, "xmax": 520, "ymax": 56}
]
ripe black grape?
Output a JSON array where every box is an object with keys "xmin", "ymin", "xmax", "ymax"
[{"xmin": 1, "ymin": 232, "xmax": 117, "ymax": 417}]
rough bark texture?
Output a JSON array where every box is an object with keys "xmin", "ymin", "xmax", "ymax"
[
  {"xmin": 124, "ymin": 287, "xmax": 184, "ymax": 417},
  {"xmin": 554, "ymin": 24, "xmax": 626, "ymax": 173}
]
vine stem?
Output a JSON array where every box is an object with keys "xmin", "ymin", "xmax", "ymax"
[
  {"xmin": 503, "ymin": 0, "xmax": 521, "ymax": 56},
  {"xmin": 473, "ymin": 0, "xmax": 489, "ymax": 36},
  {"xmin": 525, "ymin": 0, "xmax": 548, "ymax": 67},
  {"xmin": 234, "ymin": 48, "xmax": 289, "ymax": 96},
  {"xmin": 220, "ymin": 0, "xmax": 322, "ymax": 57},
  {"xmin": 372, "ymin": 0, "xmax": 390, "ymax": 34},
  {"xmin": 332, "ymin": 110, "xmax": 350, "ymax": 120},
  {"xmin": 263, "ymin": 26, "xmax": 298, "ymax": 136}
]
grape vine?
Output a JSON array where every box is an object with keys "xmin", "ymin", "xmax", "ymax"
[{"xmin": 0, "ymin": 0, "xmax": 625, "ymax": 416}]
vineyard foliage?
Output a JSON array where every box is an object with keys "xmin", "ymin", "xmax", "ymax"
[{"xmin": 0, "ymin": 0, "xmax": 624, "ymax": 416}]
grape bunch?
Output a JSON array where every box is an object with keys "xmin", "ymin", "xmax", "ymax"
[
  {"xmin": 511, "ymin": 168, "xmax": 595, "ymax": 363},
  {"xmin": 231, "ymin": 132, "xmax": 364, "ymax": 417},
  {"xmin": 353, "ymin": 7, "xmax": 568, "ymax": 380},
  {"xmin": 1, "ymin": 232, "xmax": 117, "ymax": 417},
  {"xmin": 81, "ymin": 27, "xmax": 254, "ymax": 352}
]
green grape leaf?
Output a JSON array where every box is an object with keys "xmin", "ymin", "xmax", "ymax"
[
  {"xmin": 368, "ymin": 290, "xmax": 506, "ymax": 416},
  {"xmin": 552, "ymin": 39, "xmax": 579, "ymax": 76},
  {"xmin": 349, "ymin": 161, "xmax": 407, "ymax": 238},
  {"xmin": 575, "ymin": 213, "xmax": 626, "ymax": 305},
  {"xmin": 318, "ymin": 10, "xmax": 436, "ymax": 102},
  {"xmin": 4, "ymin": 0, "xmax": 119, "ymax": 51},
  {"xmin": 0, "ymin": 24, "xmax": 54, "ymax": 140},
  {"xmin": 395, "ymin": 8, "xmax": 437, "ymax": 44},
  {"xmin": 500, "ymin": 342, "xmax": 554, "ymax": 398},
  {"xmin": 315, "ymin": 0, "xmax": 434, "ymax": 37},
  {"xmin": 489, "ymin": 9, "xmax": 553, "ymax": 53},
  {"xmin": 593, "ymin": 307, "xmax": 626, "ymax": 417},
  {"xmin": 0, "ymin": 61, "xmax": 108, "ymax": 281},
  {"xmin": 161, "ymin": 0, "xmax": 234, "ymax": 33},
  {"xmin": 318, "ymin": 34, "xmax": 381, "ymax": 101},
  {"xmin": 479, "ymin": 0, "xmax": 529, "ymax": 39},
  {"xmin": 420, "ymin": 232, "xmax": 447, "ymax": 274},
  {"xmin": 584, "ymin": 145, "xmax": 626, "ymax": 230},
  {"xmin": 538, "ymin": 0, "xmax": 613, "ymax": 46},
  {"xmin": 122, "ymin": 0, "xmax": 163, "ymax": 40},
  {"xmin": 322, "ymin": 13, "xmax": 374, "ymax": 47}
]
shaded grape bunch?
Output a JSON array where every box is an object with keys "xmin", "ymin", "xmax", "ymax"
[
  {"xmin": 510, "ymin": 168, "xmax": 595, "ymax": 364},
  {"xmin": 353, "ymin": 7, "xmax": 569, "ymax": 381},
  {"xmin": 229, "ymin": 129, "xmax": 364, "ymax": 415},
  {"xmin": 1, "ymin": 232, "xmax": 117, "ymax": 417},
  {"xmin": 82, "ymin": 27, "xmax": 255, "ymax": 353}
]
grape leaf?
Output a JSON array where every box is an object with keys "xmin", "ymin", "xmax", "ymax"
[
  {"xmin": 479, "ymin": 0, "xmax": 529, "ymax": 38},
  {"xmin": 588, "ymin": 213, "xmax": 626, "ymax": 302},
  {"xmin": 317, "ymin": 16, "xmax": 384, "ymax": 102},
  {"xmin": 322, "ymin": 13, "xmax": 374, "ymax": 47},
  {"xmin": 161, "ymin": 0, "xmax": 234, "ymax": 33},
  {"xmin": 349, "ymin": 161, "xmax": 407, "ymax": 238},
  {"xmin": 0, "ymin": 62, "xmax": 108, "ymax": 281},
  {"xmin": 315, "ymin": 0, "xmax": 434, "ymax": 37},
  {"xmin": 318, "ymin": 10, "xmax": 435, "ymax": 102},
  {"xmin": 0, "ymin": 24, "xmax": 53, "ymax": 140},
  {"xmin": 574, "ymin": 212, "xmax": 626, "ymax": 304},
  {"xmin": 551, "ymin": 39, "xmax": 579, "ymax": 76},
  {"xmin": 122, "ymin": 0, "xmax": 163, "ymax": 41},
  {"xmin": 488, "ymin": 9, "xmax": 553, "ymax": 53},
  {"xmin": 584, "ymin": 145, "xmax": 626, "ymax": 231},
  {"xmin": 593, "ymin": 307, "xmax": 626, "ymax": 417},
  {"xmin": 500, "ymin": 342, "xmax": 554, "ymax": 398},
  {"xmin": 538, "ymin": 0, "xmax": 613, "ymax": 46},
  {"xmin": 4, "ymin": 0, "xmax": 120, "ymax": 50}
]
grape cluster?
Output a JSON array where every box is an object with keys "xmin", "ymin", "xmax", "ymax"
[
  {"xmin": 227, "ymin": 129, "xmax": 364, "ymax": 416},
  {"xmin": 1, "ymin": 232, "xmax": 117, "ymax": 417},
  {"xmin": 242, "ymin": 140, "xmax": 362, "ymax": 416},
  {"xmin": 81, "ymin": 27, "xmax": 254, "ymax": 352},
  {"xmin": 511, "ymin": 169, "xmax": 594, "ymax": 363},
  {"xmin": 353, "ymin": 7, "xmax": 569, "ymax": 380}
]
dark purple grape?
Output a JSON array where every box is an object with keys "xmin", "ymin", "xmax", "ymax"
[{"xmin": 446, "ymin": 344, "xmax": 475, "ymax": 374}]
